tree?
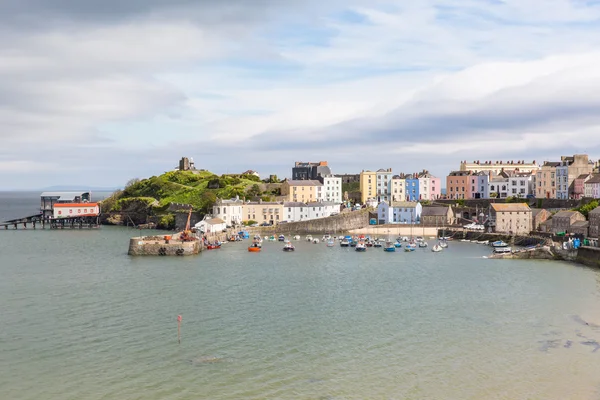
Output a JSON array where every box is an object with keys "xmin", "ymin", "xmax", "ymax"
[
  {"xmin": 248, "ymin": 184, "xmax": 262, "ymax": 197},
  {"xmin": 125, "ymin": 178, "xmax": 140, "ymax": 188}
]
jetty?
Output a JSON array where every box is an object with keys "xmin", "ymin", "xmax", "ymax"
[{"xmin": 1, "ymin": 192, "xmax": 100, "ymax": 230}]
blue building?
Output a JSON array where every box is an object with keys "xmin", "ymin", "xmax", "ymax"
[{"xmin": 405, "ymin": 176, "xmax": 420, "ymax": 201}]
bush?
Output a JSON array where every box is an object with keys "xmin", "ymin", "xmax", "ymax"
[
  {"xmin": 157, "ymin": 214, "xmax": 175, "ymax": 230},
  {"xmin": 573, "ymin": 200, "xmax": 599, "ymax": 218},
  {"xmin": 243, "ymin": 220, "xmax": 257, "ymax": 226}
]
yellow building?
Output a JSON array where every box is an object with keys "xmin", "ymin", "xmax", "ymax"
[
  {"xmin": 359, "ymin": 170, "xmax": 377, "ymax": 204},
  {"xmin": 534, "ymin": 162, "xmax": 559, "ymax": 199},
  {"xmin": 490, "ymin": 203, "xmax": 532, "ymax": 235},
  {"xmin": 281, "ymin": 180, "xmax": 323, "ymax": 203},
  {"xmin": 391, "ymin": 175, "xmax": 406, "ymax": 202},
  {"xmin": 242, "ymin": 201, "xmax": 284, "ymax": 225}
]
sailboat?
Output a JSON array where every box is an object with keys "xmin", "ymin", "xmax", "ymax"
[
  {"xmin": 384, "ymin": 229, "xmax": 396, "ymax": 252},
  {"xmin": 405, "ymin": 215, "xmax": 417, "ymax": 252},
  {"xmin": 432, "ymin": 243, "xmax": 443, "ymax": 252}
]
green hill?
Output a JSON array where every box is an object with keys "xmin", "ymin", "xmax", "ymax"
[{"xmin": 100, "ymin": 170, "xmax": 269, "ymax": 228}]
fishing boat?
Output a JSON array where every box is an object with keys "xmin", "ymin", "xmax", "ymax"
[
  {"xmin": 491, "ymin": 240, "xmax": 508, "ymax": 248},
  {"xmin": 432, "ymin": 244, "xmax": 443, "ymax": 252},
  {"xmin": 340, "ymin": 238, "xmax": 350, "ymax": 247},
  {"xmin": 373, "ymin": 239, "xmax": 383, "ymax": 248},
  {"xmin": 283, "ymin": 241, "xmax": 295, "ymax": 252},
  {"xmin": 326, "ymin": 239, "xmax": 335, "ymax": 247},
  {"xmin": 248, "ymin": 242, "xmax": 261, "ymax": 252},
  {"xmin": 355, "ymin": 240, "xmax": 367, "ymax": 252},
  {"xmin": 384, "ymin": 241, "xmax": 396, "ymax": 252},
  {"xmin": 278, "ymin": 234, "xmax": 285, "ymax": 242}
]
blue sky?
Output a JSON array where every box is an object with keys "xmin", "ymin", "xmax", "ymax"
[{"xmin": 2, "ymin": 0, "xmax": 600, "ymax": 189}]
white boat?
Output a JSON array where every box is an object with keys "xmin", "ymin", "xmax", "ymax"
[
  {"xmin": 401, "ymin": 236, "xmax": 409, "ymax": 242},
  {"xmin": 491, "ymin": 241, "xmax": 508, "ymax": 248},
  {"xmin": 306, "ymin": 235, "xmax": 313, "ymax": 242},
  {"xmin": 418, "ymin": 241, "xmax": 428, "ymax": 248},
  {"xmin": 439, "ymin": 241, "xmax": 448, "ymax": 249},
  {"xmin": 477, "ymin": 240, "xmax": 489, "ymax": 245},
  {"xmin": 432, "ymin": 244, "xmax": 443, "ymax": 252},
  {"xmin": 326, "ymin": 239, "xmax": 335, "ymax": 247},
  {"xmin": 493, "ymin": 246, "xmax": 512, "ymax": 254},
  {"xmin": 460, "ymin": 239, "xmax": 469, "ymax": 242},
  {"xmin": 355, "ymin": 241, "xmax": 367, "ymax": 252},
  {"xmin": 312, "ymin": 238, "xmax": 320, "ymax": 244},
  {"xmin": 322, "ymin": 234, "xmax": 332, "ymax": 241},
  {"xmin": 293, "ymin": 235, "xmax": 301, "ymax": 240},
  {"xmin": 283, "ymin": 241, "xmax": 295, "ymax": 252},
  {"xmin": 340, "ymin": 238, "xmax": 350, "ymax": 247},
  {"xmin": 404, "ymin": 242, "xmax": 417, "ymax": 252},
  {"xmin": 416, "ymin": 236, "xmax": 424, "ymax": 242}
]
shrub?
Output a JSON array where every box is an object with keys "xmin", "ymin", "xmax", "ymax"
[{"xmin": 158, "ymin": 214, "xmax": 175, "ymax": 230}]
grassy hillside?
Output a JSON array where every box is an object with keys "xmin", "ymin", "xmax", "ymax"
[{"xmin": 101, "ymin": 170, "xmax": 263, "ymax": 214}]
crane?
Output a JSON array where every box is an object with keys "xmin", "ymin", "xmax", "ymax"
[{"xmin": 180, "ymin": 207, "xmax": 195, "ymax": 242}]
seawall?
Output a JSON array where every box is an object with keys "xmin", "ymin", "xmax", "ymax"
[
  {"xmin": 250, "ymin": 209, "xmax": 370, "ymax": 234},
  {"xmin": 576, "ymin": 246, "xmax": 600, "ymax": 268},
  {"xmin": 128, "ymin": 235, "xmax": 202, "ymax": 256}
]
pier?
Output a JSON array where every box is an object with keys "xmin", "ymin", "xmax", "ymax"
[{"xmin": 1, "ymin": 215, "xmax": 100, "ymax": 230}]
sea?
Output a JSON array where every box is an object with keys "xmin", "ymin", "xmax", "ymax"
[{"xmin": 1, "ymin": 192, "xmax": 600, "ymax": 400}]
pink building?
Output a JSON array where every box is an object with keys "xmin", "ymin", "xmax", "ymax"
[
  {"xmin": 430, "ymin": 176, "xmax": 441, "ymax": 200},
  {"xmin": 585, "ymin": 175, "xmax": 600, "ymax": 198},
  {"xmin": 574, "ymin": 173, "xmax": 593, "ymax": 199}
]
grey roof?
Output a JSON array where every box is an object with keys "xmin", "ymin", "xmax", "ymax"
[
  {"xmin": 206, "ymin": 217, "xmax": 225, "ymax": 225},
  {"xmin": 531, "ymin": 208, "xmax": 548, "ymax": 218},
  {"xmin": 543, "ymin": 161, "xmax": 562, "ymax": 167},
  {"xmin": 284, "ymin": 202, "xmax": 307, "ymax": 207},
  {"xmin": 421, "ymin": 206, "xmax": 450, "ymax": 216},
  {"xmin": 554, "ymin": 210, "xmax": 583, "ymax": 218},
  {"xmin": 40, "ymin": 191, "xmax": 89, "ymax": 201},
  {"xmin": 306, "ymin": 201, "xmax": 339, "ymax": 207},
  {"xmin": 572, "ymin": 221, "xmax": 589, "ymax": 228},
  {"xmin": 388, "ymin": 201, "xmax": 419, "ymax": 208},
  {"xmin": 286, "ymin": 180, "xmax": 323, "ymax": 186},
  {"xmin": 586, "ymin": 175, "xmax": 600, "ymax": 184},
  {"xmin": 588, "ymin": 207, "xmax": 600, "ymax": 215}
]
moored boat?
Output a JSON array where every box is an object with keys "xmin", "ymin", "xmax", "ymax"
[
  {"xmin": 439, "ymin": 241, "xmax": 448, "ymax": 248},
  {"xmin": 340, "ymin": 238, "xmax": 350, "ymax": 247},
  {"xmin": 383, "ymin": 241, "xmax": 396, "ymax": 252},
  {"xmin": 312, "ymin": 238, "xmax": 320, "ymax": 244},
  {"xmin": 283, "ymin": 241, "xmax": 295, "ymax": 251},
  {"xmin": 432, "ymin": 244, "xmax": 443, "ymax": 252},
  {"xmin": 293, "ymin": 235, "xmax": 301, "ymax": 240},
  {"xmin": 394, "ymin": 241, "xmax": 402, "ymax": 248},
  {"xmin": 326, "ymin": 239, "xmax": 335, "ymax": 247},
  {"xmin": 493, "ymin": 246, "xmax": 512, "ymax": 253},
  {"xmin": 278, "ymin": 234, "xmax": 285, "ymax": 242},
  {"xmin": 248, "ymin": 243, "xmax": 261, "ymax": 252},
  {"xmin": 306, "ymin": 235, "xmax": 313, "ymax": 242},
  {"xmin": 491, "ymin": 240, "xmax": 508, "ymax": 248},
  {"xmin": 418, "ymin": 241, "xmax": 428, "ymax": 248},
  {"xmin": 355, "ymin": 241, "xmax": 367, "ymax": 252},
  {"xmin": 404, "ymin": 243, "xmax": 417, "ymax": 252}
]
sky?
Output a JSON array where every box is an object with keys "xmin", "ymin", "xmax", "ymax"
[{"xmin": 2, "ymin": 0, "xmax": 600, "ymax": 190}]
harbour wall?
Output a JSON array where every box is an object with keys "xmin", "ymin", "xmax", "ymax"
[
  {"xmin": 128, "ymin": 235, "xmax": 202, "ymax": 256},
  {"xmin": 250, "ymin": 209, "xmax": 370, "ymax": 234},
  {"xmin": 444, "ymin": 229, "xmax": 549, "ymax": 247},
  {"xmin": 576, "ymin": 246, "xmax": 600, "ymax": 268}
]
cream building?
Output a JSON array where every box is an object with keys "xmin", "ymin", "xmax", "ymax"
[
  {"xmin": 460, "ymin": 160, "xmax": 539, "ymax": 175},
  {"xmin": 534, "ymin": 162, "xmax": 559, "ymax": 199},
  {"xmin": 490, "ymin": 203, "xmax": 532, "ymax": 235},
  {"xmin": 212, "ymin": 198, "xmax": 244, "ymax": 226},
  {"xmin": 391, "ymin": 175, "xmax": 406, "ymax": 202},
  {"xmin": 242, "ymin": 201, "xmax": 284, "ymax": 225},
  {"xmin": 281, "ymin": 180, "xmax": 323, "ymax": 203}
]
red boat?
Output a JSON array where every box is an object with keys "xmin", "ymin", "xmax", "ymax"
[{"xmin": 206, "ymin": 244, "xmax": 221, "ymax": 250}]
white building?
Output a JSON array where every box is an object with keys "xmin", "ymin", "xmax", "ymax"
[
  {"xmin": 377, "ymin": 201, "xmax": 422, "ymax": 224},
  {"xmin": 376, "ymin": 168, "xmax": 393, "ymax": 202},
  {"xmin": 322, "ymin": 175, "xmax": 342, "ymax": 203},
  {"xmin": 391, "ymin": 175, "xmax": 406, "ymax": 202},
  {"xmin": 306, "ymin": 201, "xmax": 341, "ymax": 219},
  {"xmin": 489, "ymin": 177, "xmax": 509, "ymax": 198},
  {"xmin": 508, "ymin": 172, "xmax": 534, "ymax": 198},
  {"xmin": 212, "ymin": 197, "xmax": 244, "ymax": 226},
  {"xmin": 195, "ymin": 217, "xmax": 226, "ymax": 233},
  {"xmin": 284, "ymin": 202, "xmax": 309, "ymax": 222}
]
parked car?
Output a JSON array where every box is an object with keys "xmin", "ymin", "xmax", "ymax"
[{"xmin": 260, "ymin": 222, "xmax": 270, "ymax": 226}]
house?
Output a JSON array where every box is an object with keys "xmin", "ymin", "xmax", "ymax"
[
  {"xmin": 557, "ymin": 154, "xmax": 593, "ymax": 199},
  {"xmin": 284, "ymin": 202, "xmax": 308, "ymax": 222},
  {"xmin": 391, "ymin": 175, "xmax": 406, "ymax": 202},
  {"xmin": 359, "ymin": 170, "xmax": 377, "ymax": 204},
  {"xmin": 534, "ymin": 162, "xmax": 560, "ymax": 199},
  {"xmin": 551, "ymin": 210, "xmax": 586, "ymax": 234},
  {"xmin": 377, "ymin": 201, "xmax": 422, "ymax": 224},
  {"xmin": 539, "ymin": 219, "xmax": 553, "ymax": 233},
  {"xmin": 420, "ymin": 206, "xmax": 455, "ymax": 226},
  {"xmin": 405, "ymin": 174, "xmax": 420, "ymax": 201},
  {"xmin": 531, "ymin": 208, "xmax": 551, "ymax": 231},
  {"xmin": 584, "ymin": 175, "xmax": 600, "ymax": 198},
  {"xmin": 281, "ymin": 180, "xmax": 323, "ymax": 203},
  {"xmin": 471, "ymin": 171, "xmax": 490, "ymax": 199},
  {"xmin": 489, "ymin": 203, "xmax": 532, "ymax": 234},
  {"xmin": 242, "ymin": 201, "xmax": 284, "ymax": 225},
  {"xmin": 292, "ymin": 161, "xmax": 331, "ymax": 181},
  {"xmin": 212, "ymin": 197, "xmax": 244, "ymax": 227},
  {"xmin": 574, "ymin": 173, "xmax": 593, "ymax": 199},
  {"xmin": 306, "ymin": 201, "xmax": 341, "ymax": 219},
  {"xmin": 488, "ymin": 176, "xmax": 509, "ymax": 199},
  {"xmin": 507, "ymin": 171, "xmax": 534, "ymax": 198},
  {"xmin": 321, "ymin": 175, "xmax": 342, "ymax": 204},
  {"xmin": 376, "ymin": 168, "xmax": 393, "ymax": 202},
  {"xmin": 588, "ymin": 207, "xmax": 600, "ymax": 238},
  {"xmin": 460, "ymin": 160, "xmax": 539, "ymax": 175},
  {"xmin": 570, "ymin": 221, "xmax": 589, "ymax": 237},
  {"xmin": 194, "ymin": 217, "xmax": 226, "ymax": 233},
  {"xmin": 417, "ymin": 170, "xmax": 441, "ymax": 200},
  {"xmin": 241, "ymin": 170, "xmax": 260, "ymax": 178},
  {"xmin": 446, "ymin": 171, "xmax": 474, "ymax": 199}
]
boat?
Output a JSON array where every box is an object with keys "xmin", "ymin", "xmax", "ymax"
[
  {"xmin": 350, "ymin": 237, "xmax": 358, "ymax": 247},
  {"xmin": 283, "ymin": 241, "xmax": 295, "ymax": 252},
  {"xmin": 254, "ymin": 235, "xmax": 263, "ymax": 243},
  {"xmin": 418, "ymin": 241, "xmax": 428, "ymax": 248},
  {"xmin": 365, "ymin": 239, "xmax": 374, "ymax": 247},
  {"xmin": 493, "ymin": 246, "xmax": 512, "ymax": 254},
  {"xmin": 416, "ymin": 236, "xmax": 424, "ymax": 242},
  {"xmin": 384, "ymin": 241, "xmax": 396, "ymax": 252},
  {"xmin": 404, "ymin": 242, "xmax": 417, "ymax": 252},
  {"xmin": 326, "ymin": 239, "xmax": 335, "ymax": 247},
  {"xmin": 293, "ymin": 235, "xmax": 301, "ymax": 240},
  {"xmin": 432, "ymin": 244, "xmax": 443, "ymax": 252},
  {"xmin": 477, "ymin": 240, "xmax": 489, "ymax": 245},
  {"xmin": 238, "ymin": 230, "xmax": 250, "ymax": 239},
  {"xmin": 394, "ymin": 241, "xmax": 402, "ymax": 248},
  {"xmin": 313, "ymin": 238, "xmax": 320, "ymax": 244},
  {"xmin": 355, "ymin": 241, "xmax": 367, "ymax": 252},
  {"xmin": 268, "ymin": 235, "xmax": 276, "ymax": 241},
  {"xmin": 340, "ymin": 238, "xmax": 350, "ymax": 247},
  {"xmin": 206, "ymin": 243, "xmax": 221, "ymax": 250},
  {"xmin": 401, "ymin": 236, "xmax": 409, "ymax": 242},
  {"xmin": 248, "ymin": 243, "xmax": 261, "ymax": 252},
  {"xmin": 306, "ymin": 235, "xmax": 313, "ymax": 242},
  {"xmin": 373, "ymin": 239, "xmax": 383, "ymax": 248},
  {"xmin": 491, "ymin": 240, "xmax": 508, "ymax": 248},
  {"xmin": 323, "ymin": 234, "xmax": 331, "ymax": 241},
  {"xmin": 278, "ymin": 234, "xmax": 285, "ymax": 242},
  {"xmin": 439, "ymin": 241, "xmax": 448, "ymax": 249}
]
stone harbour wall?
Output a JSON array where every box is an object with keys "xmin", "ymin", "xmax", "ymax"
[
  {"xmin": 576, "ymin": 246, "xmax": 600, "ymax": 269},
  {"xmin": 250, "ymin": 209, "xmax": 370, "ymax": 234},
  {"xmin": 128, "ymin": 236, "xmax": 201, "ymax": 256}
]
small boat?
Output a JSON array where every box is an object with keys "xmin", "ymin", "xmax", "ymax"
[
  {"xmin": 491, "ymin": 240, "xmax": 508, "ymax": 248},
  {"xmin": 439, "ymin": 241, "xmax": 448, "ymax": 249},
  {"xmin": 248, "ymin": 243, "xmax": 261, "ymax": 252},
  {"xmin": 293, "ymin": 235, "xmax": 301, "ymax": 240},
  {"xmin": 477, "ymin": 240, "xmax": 489, "ymax": 245},
  {"xmin": 206, "ymin": 243, "xmax": 221, "ymax": 250},
  {"xmin": 404, "ymin": 243, "xmax": 417, "ymax": 252},
  {"xmin": 401, "ymin": 236, "xmax": 409, "ymax": 242},
  {"xmin": 432, "ymin": 244, "xmax": 443, "ymax": 252},
  {"xmin": 373, "ymin": 240, "xmax": 383, "ymax": 248},
  {"xmin": 460, "ymin": 239, "xmax": 469, "ymax": 242},
  {"xmin": 340, "ymin": 238, "xmax": 350, "ymax": 247},
  {"xmin": 493, "ymin": 246, "xmax": 512, "ymax": 254},
  {"xmin": 278, "ymin": 234, "xmax": 285, "ymax": 242},
  {"xmin": 355, "ymin": 241, "xmax": 367, "ymax": 252},
  {"xmin": 350, "ymin": 237, "xmax": 358, "ymax": 247},
  {"xmin": 313, "ymin": 238, "xmax": 320, "ymax": 244},
  {"xmin": 383, "ymin": 241, "xmax": 396, "ymax": 252},
  {"xmin": 306, "ymin": 235, "xmax": 313, "ymax": 242},
  {"xmin": 418, "ymin": 241, "xmax": 428, "ymax": 248},
  {"xmin": 283, "ymin": 241, "xmax": 295, "ymax": 252},
  {"xmin": 416, "ymin": 236, "xmax": 424, "ymax": 242},
  {"xmin": 327, "ymin": 239, "xmax": 335, "ymax": 247},
  {"xmin": 254, "ymin": 235, "xmax": 263, "ymax": 243},
  {"xmin": 323, "ymin": 234, "xmax": 332, "ymax": 241},
  {"xmin": 264, "ymin": 236, "xmax": 269, "ymax": 240},
  {"xmin": 394, "ymin": 241, "xmax": 402, "ymax": 248},
  {"xmin": 268, "ymin": 235, "xmax": 276, "ymax": 242}
]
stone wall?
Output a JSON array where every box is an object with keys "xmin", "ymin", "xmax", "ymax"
[
  {"xmin": 175, "ymin": 211, "xmax": 202, "ymax": 230},
  {"xmin": 249, "ymin": 209, "xmax": 370, "ymax": 234},
  {"xmin": 576, "ymin": 246, "xmax": 600, "ymax": 268},
  {"xmin": 128, "ymin": 236, "xmax": 201, "ymax": 256}
]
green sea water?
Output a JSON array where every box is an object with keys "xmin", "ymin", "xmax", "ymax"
[{"xmin": 1, "ymin": 218, "xmax": 600, "ymax": 399}]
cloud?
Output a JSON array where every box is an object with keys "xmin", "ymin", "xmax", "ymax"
[{"xmin": 2, "ymin": 0, "xmax": 600, "ymax": 189}]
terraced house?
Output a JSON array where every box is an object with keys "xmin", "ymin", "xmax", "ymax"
[{"xmin": 281, "ymin": 180, "xmax": 323, "ymax": 203}]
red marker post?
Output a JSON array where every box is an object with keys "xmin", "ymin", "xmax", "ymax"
[{"xmin": 177, "ymin": 315, "xmax": 182, "ymax": 344}]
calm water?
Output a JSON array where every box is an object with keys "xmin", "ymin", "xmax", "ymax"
[{"xmin": 1, "ymin": 194, "xmax": 600, "ymax": 399}]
